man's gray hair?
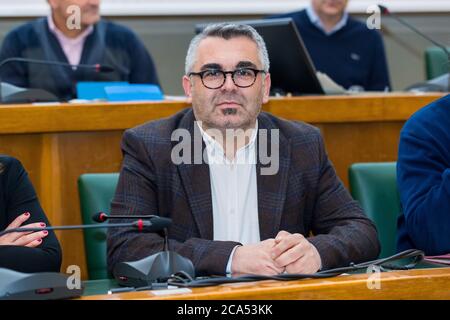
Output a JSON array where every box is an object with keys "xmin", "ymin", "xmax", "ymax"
[{"xmin": 185, "ymin": 23, "xmax": 270, "ymax": 75}]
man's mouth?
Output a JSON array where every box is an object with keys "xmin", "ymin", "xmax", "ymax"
[{"xmin": 216, "ymin": 101, "xmax": 241, "ymax": 115}]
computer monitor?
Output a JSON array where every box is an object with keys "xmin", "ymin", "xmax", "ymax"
[{"xmin": 195, "ymin": 18, "xmax": 324, "ymax": 95}]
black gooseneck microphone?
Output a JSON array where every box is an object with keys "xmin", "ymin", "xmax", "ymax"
[
  {"xmin": 0, "ymin": 57, "xmax": 114, "ymax": 103},
  {"xmin": 0, "ymin": 218, "xmax": 150, "ymax": 300},
  {"xmin": 0, "ymin": 57, "xmax": 115, "ymax": 73},
  {"xmin": 94, "ymin": 212, "xmax": 195, "ymax": 287},
  {"xmin": 0, "ymin": 219, "xmax": 149, "ymax": 238},
  {"xmin": 378, "ymin": 4, "xmax": 450, "ymax": 91},
  {"xmin": 92, "ymin": 211, "xmax": 159, "ymax": 222}
]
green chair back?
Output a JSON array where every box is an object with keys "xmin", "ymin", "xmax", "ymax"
[
  {"xmin": 425, "ymin": 46, "xmax": 450, "ymax": 80},
  {"xmin": 78, "ymin": 173, "xmax": 119, "ymax": 280},
  {"xmin": 348, "ymin": 162, "xmax": 400, "ymax": 258}
]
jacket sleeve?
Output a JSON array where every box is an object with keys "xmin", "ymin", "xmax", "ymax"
[
  {"xmin": 397, "ymin": 127, "xmax": 450, "ymax": 255},
  {"xmin": 307, "ymin": 132, "xmax": 381, "ymax": 269},
  {"xmin": 107, "ymin": 129, "xmax": 240, "ymax": 276},
  {"xmin": 0, "ymin": 157, "xmax": 62, "ymax": 273},
  {"xmin": 0, "ymin": 30, "xmax": 29, "ymax": 88}
]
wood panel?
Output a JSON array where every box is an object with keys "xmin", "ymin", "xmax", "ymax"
[{"xmin": 0, "ymin": 93, "xmax": 444, "ymax": 278}]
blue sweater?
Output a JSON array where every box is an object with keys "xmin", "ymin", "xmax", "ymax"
[
  {"xmin": 397, "ymin": 94, "xmax": 450, "ymax": 255},
  {"xmin": 0, "ymin": 18, "xmax": 160, "ymax": 101},
  {"xmin": 269, "ymin": 9, "xmax": 390, "ymax": 91}
]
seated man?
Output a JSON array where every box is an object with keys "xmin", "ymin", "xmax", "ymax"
[
  {"xmin": 269, "ymin": 0, "xmax": 390, "ymax": 92},
  {"xmin": 0, "ymin": 0, "xmax": 160, "ymax": 101},
  {"xmin": 397, "ymin": 94, "xmax": 450, "ymax": 255},
  {"xmin": 107, "ymin": 23, "xmax": 380, "ymax": 276}
]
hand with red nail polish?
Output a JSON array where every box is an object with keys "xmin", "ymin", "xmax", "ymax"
[{"xmin": 0, "ymin": 212, "xmax": 48, "ymax": 247}]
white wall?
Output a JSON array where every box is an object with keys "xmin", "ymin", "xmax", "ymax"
[{"xmin": 1, "ymin": 0, "xmax": 450, "ymax": 17}]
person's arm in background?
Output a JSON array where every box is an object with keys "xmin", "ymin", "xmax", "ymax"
[
  {"xmin": 0, "ymin": 30, "xmax": 29, "ymax": 89},
  {"xmin": 107, "ymin": 129, "xmax": 239, "ymax": 276},
  {"xmin": 126, "ymin": 31, "xmax": 161, "ymax": 89},
  {"xmin": 397, "ymin": 114, "xmax": 450, "ymax": 255},
  {"xmin": 366, "ymin": 30, "xmax": 391, "ymax": 91},
  {"xmin": 0, "ymin": 157, "xmax": 62, "ymax": 273}
]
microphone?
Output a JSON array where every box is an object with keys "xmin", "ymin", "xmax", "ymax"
[
  {"xmin": 92, "ymin": 211, "xmax": 159, "ymax": 223},
  {"xmin": 92, "ymin": 212, "xmax": 172, "ymax": 233},
  {"xmin": 96, "ymin": 212, "xmax": 196, "ymax": 287},
  {"xmin": 0, "ymin": 219, "xmax": 151, "ymax": 238},
  {"xmin": 0, "ymin": 57, "xmax": 114, "ymax": 103},
  {"xmin": 378, "ymin": 4, "xmax": 449, "ymax": 91},
  {"xmin": 0, "ymin": 57, "xmax": 114, "ymax": 74},
  {"xmin": 0, "ymin": 218, "xmax": 151, "ymax": 300}
]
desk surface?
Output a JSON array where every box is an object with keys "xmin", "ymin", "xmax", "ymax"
[{"xmin": 79, "ymin": 267, "xmax": 450, "ymax": 300}]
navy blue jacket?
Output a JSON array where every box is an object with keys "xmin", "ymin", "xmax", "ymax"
[
  {"xmin": 397, "ymin": 94, "xmax": 450, "ymax": 255},
  {"xmin": 269, "ymin": 9, "xmax": 391, "ymax": 91},
  {"xmin": 0, "ymin": 18, "xmax": 160, "ymax": 101}
]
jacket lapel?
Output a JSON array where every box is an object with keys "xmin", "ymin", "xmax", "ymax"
[
  {"xmin": 176, "ymin": 110, "xmax": 214, "ymax": 240},
  {"xmin": 256, "ymin": 113, "xmax": 291, "ymax": 240}
]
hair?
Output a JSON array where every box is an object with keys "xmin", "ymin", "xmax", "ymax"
[{"xmin": 184, "ymin": 23, "xmax": 270, "ymax": 75}]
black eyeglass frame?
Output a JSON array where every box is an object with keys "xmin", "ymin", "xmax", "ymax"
[{"xmin": 188, "ymin": 68, "xmax": 266, "ymax": 89}]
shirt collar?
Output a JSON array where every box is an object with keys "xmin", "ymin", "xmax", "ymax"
[
  {"xmin": 306, "ymin": 6, "xmax": 348, "ymax": 36},
  {"xmin": 197, "ymin": 119, "xmax": 259, "ymax": 155},
  {"xmin": 47, "ymin": 14, "xmax": 94, "ymax": 44}
]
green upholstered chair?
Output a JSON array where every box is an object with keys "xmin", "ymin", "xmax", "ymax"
[
  {"xmin": 425, "ymin": 46, "xmax": 450, "ymax": 80},
  {"xmin": 348, "ymin": 162, "xmax": 400, "ymax": 258},
  {"xmin": 78, "ymin": 173, "xmax": 119, "ymax": 280}
]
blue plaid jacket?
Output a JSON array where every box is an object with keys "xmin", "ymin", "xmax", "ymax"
[{"xmin": 107, "ymin": 108, "xmax": 380, "ymax": 276}]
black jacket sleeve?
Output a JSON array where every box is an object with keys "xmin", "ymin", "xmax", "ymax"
[{"xmin": 0, "ymin": 156, "xmax": 62, "ymax": 273}]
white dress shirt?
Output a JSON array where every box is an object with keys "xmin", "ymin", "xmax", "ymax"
[{"xmin": 197, "ymin": 121, "xmax": 260, "ymax": 274}]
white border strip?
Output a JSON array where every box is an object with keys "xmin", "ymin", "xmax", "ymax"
[{"xmin": 1, "ymin": 0, "xmax": 449, "ymax": 17}]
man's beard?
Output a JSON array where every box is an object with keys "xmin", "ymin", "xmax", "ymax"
[{"xmin": 193, "ymin": 91, "xmax": 263, "ymax": 130}]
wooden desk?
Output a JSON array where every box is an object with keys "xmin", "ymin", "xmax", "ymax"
[
  {"xmin": 0, "ymin": 93, "xmax": 444, "ymax": 277},
  {"xmin": 79, "ymin": 267, "xmax": 450, "ymax": 300}
]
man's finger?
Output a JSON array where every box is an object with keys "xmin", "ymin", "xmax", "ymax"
[
  {"xmin": 275, "ymin": 230, "xmax": 290, "ymax": 242},
  {"xmin": 272, "ymin": 233, "xmax": 305, "ymax": 259},
  {"xmin": 274, "ymin": 243, "xmax": 307, "ymax": 268}
]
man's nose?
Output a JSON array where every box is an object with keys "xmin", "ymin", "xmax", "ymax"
[{"xmin": 221, "ymin": 73, "xmax": 237, "ymax": 91}]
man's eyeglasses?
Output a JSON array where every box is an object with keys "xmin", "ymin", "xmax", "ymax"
[{"xmin": 188, "ymin": 68, "xmax": 266, "ymax": 89}]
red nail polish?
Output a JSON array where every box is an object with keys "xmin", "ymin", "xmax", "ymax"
[
  {"xmin": 43, "ymin": 231, "xmax": 48, "ymax": 235},
  {"xmin": 38, "ymin": 239, "xmax": 42, "ymax": 242},
  {"xmin": 40, "ymin": 223, "xmax": 46, "ymax": 227},
  {"xmin": 24, "ymin": 212, "xmax": 30, "ymax": 217}
]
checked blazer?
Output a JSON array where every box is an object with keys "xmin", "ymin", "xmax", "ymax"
[{"xmin": 107, "ymin": 108, "xmax": 380, "ymax": 276}]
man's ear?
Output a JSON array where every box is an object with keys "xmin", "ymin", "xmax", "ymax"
[
  {"xmin": 262, "ymin": 73, "xmax": 271, "ymax": 104},
  {"xmin": 182, "ymin": 75, "xmax": 193, "ymax": 103}
]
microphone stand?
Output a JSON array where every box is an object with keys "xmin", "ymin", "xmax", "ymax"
[{"xmin": 379, "ymin": 5, "xmax": 450, "ymax": 91}]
